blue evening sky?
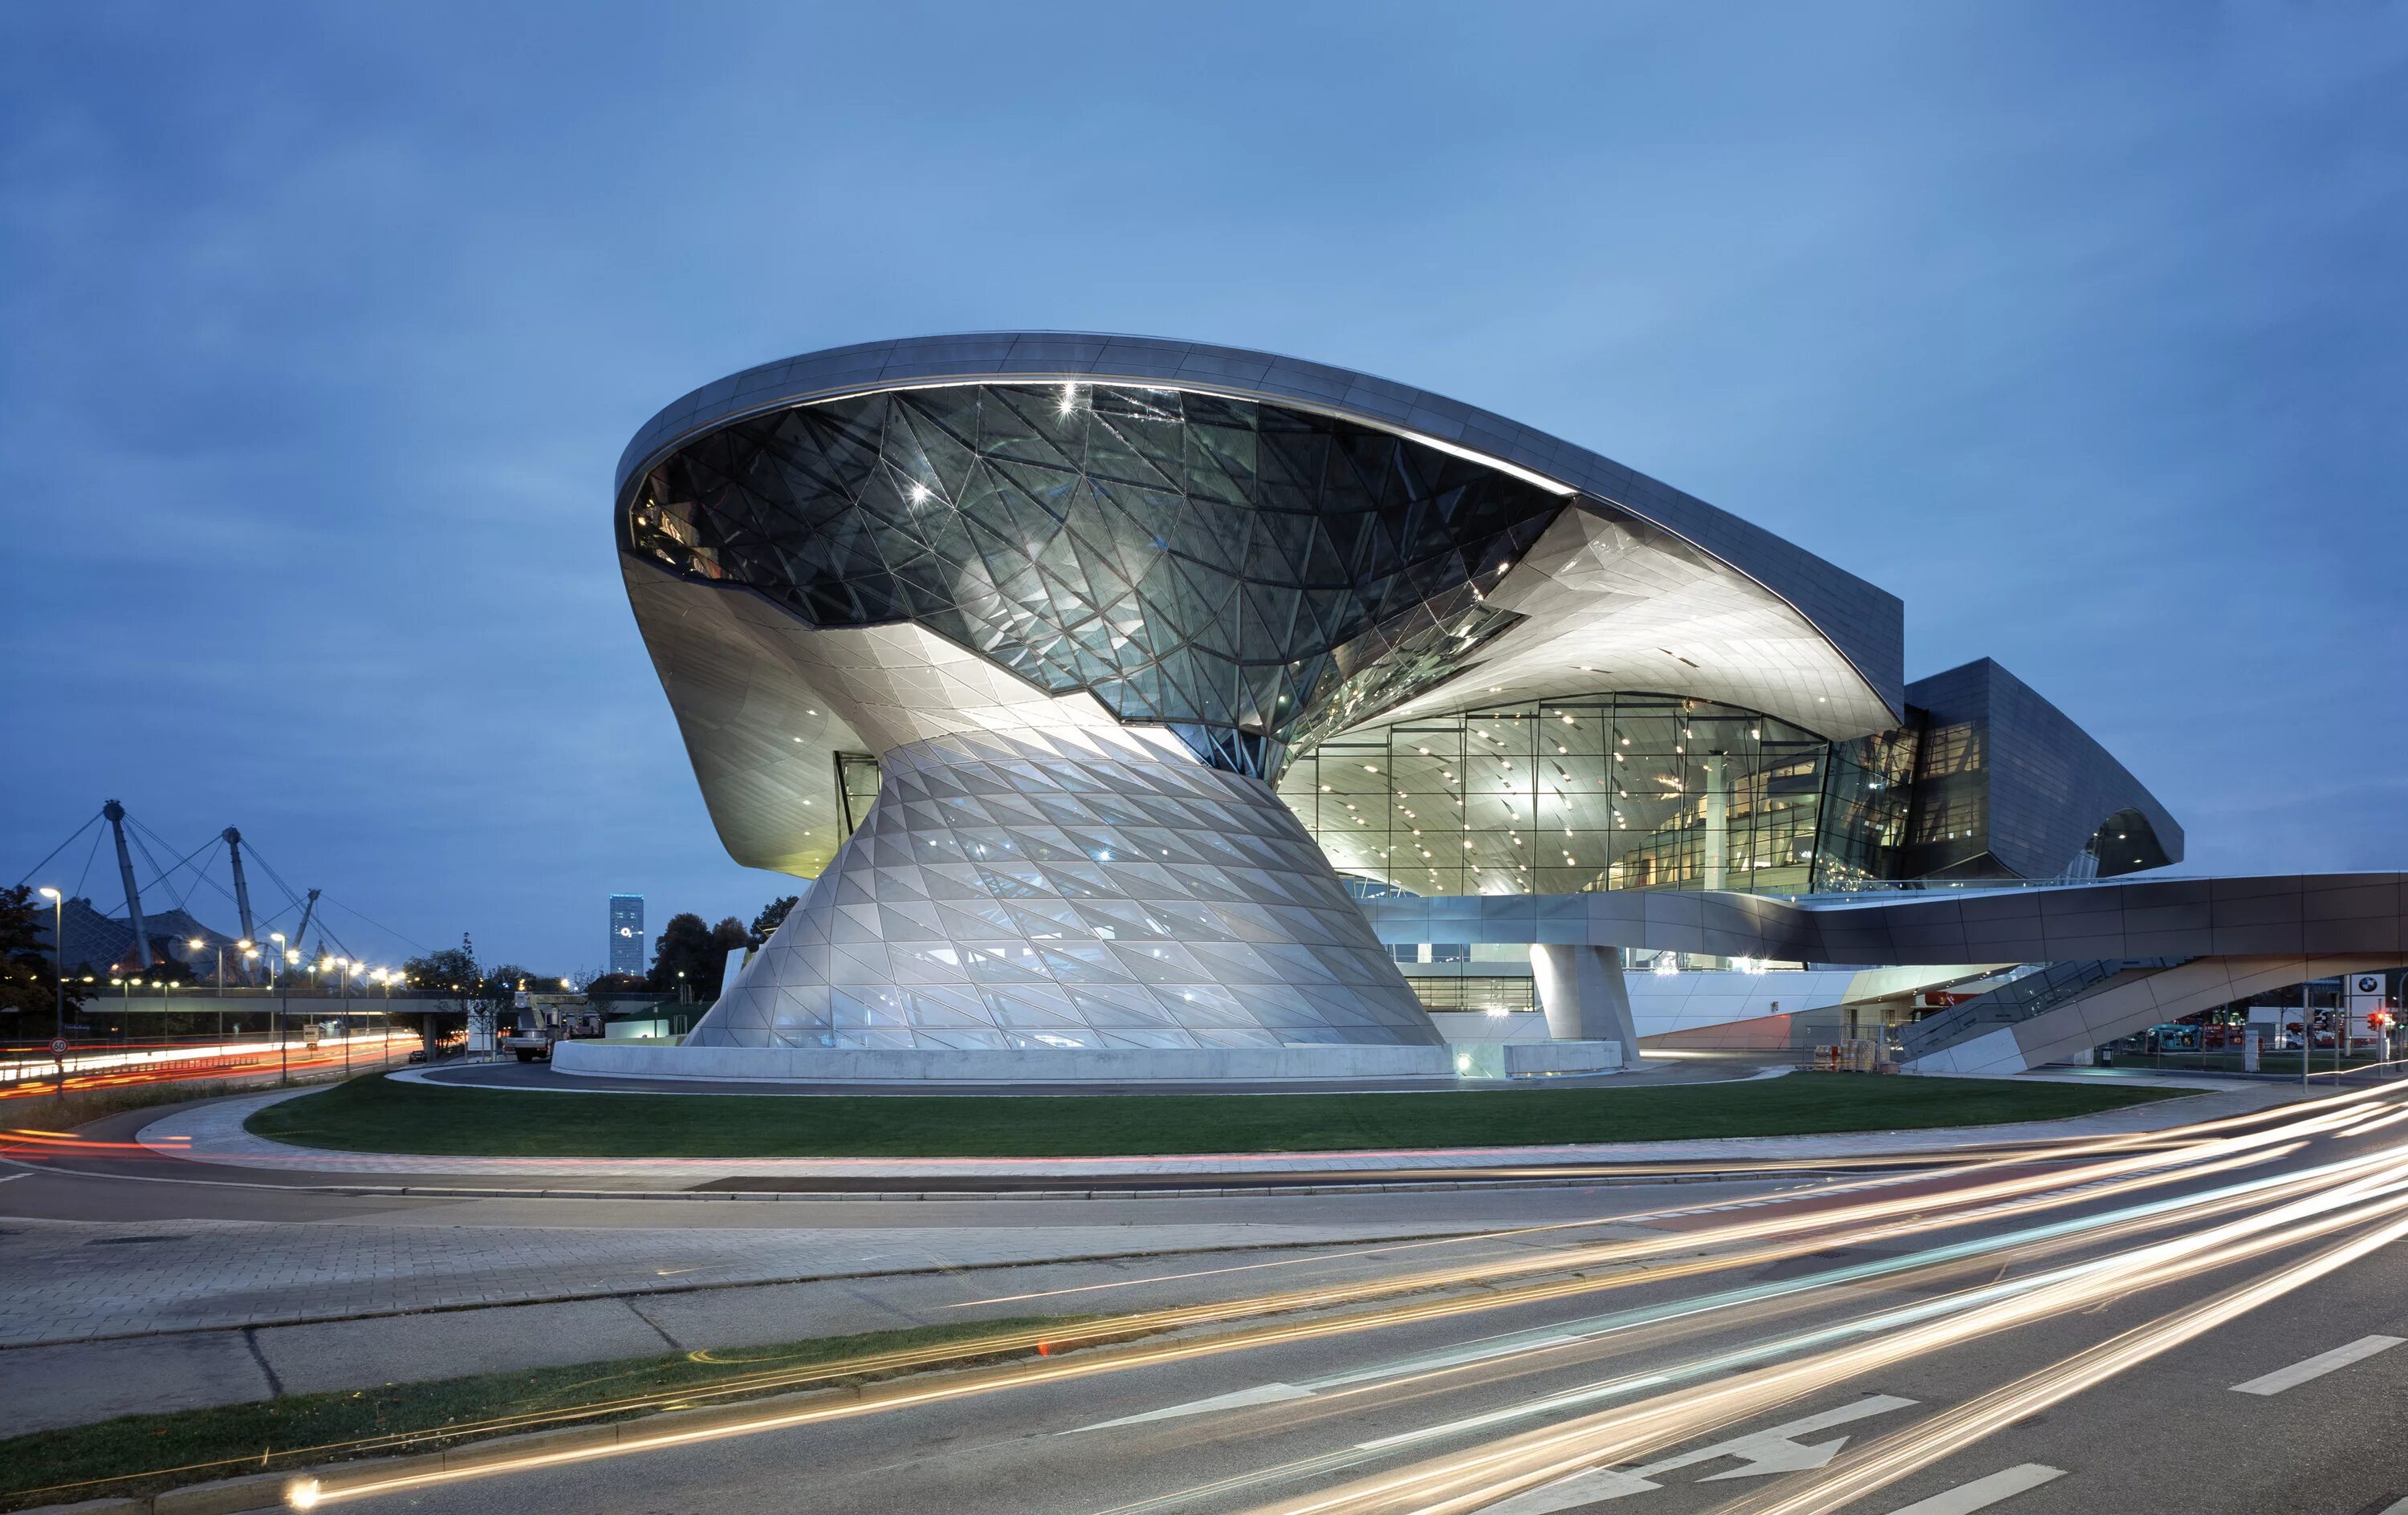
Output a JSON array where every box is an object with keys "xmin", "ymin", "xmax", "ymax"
[{"xmin": 5, "ymin": 3, "xmax": 2403, "ymax": 972}]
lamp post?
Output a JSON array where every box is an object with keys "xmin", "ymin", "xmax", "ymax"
[
  {"xmin": 274, "ymin": 935, "xmax": 295, "ymax": 1085},
  {"xmin": 36, "ymin": 887, "xmax": 62, "ymax": 1042},
  {"xmin": 231, "ymin": 942, "xmax": 252, "ymax": 1048},
  {"xmin": 387, "ymin": 972, "xmax": 405, "ymax": 1062},
  {"xmin": 189, "ymin": 937, "xmax": 214, "ymax": 1045},
  {"xmin": 339, "ymin": 960, "xmax": 356, "ymax": 1075}
]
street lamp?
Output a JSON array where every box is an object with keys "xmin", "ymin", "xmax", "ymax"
[
  {"xmin": 231, "ymin": 942, "xmax": 252, "ymax": 1047},
  {"xmin": 271, "ymin": 934, "xmax": 294, "ymax": 1084},
  {"xmin": 35, "ymin": 887, "xmax": 62, "ymax": 1042},
  {"xmin": 189, "ymin": 936, "xmax": 214, "ymax": 1046}
]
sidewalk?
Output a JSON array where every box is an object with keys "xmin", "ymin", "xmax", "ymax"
[
  {"xmin": 136, "ymin": 1079, "xmax": 2308, "ymax": 1184},
  {"xmin": 0, "ymin": 1208, "xmax": 1528, "ymax": 1349}
]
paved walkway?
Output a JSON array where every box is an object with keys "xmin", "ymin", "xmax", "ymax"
[
  {"xmin": 136, "ymin": 1080, "xmax": 2303, "ymax": 1183},
  {"xmin": 0, "ymin": 1209, "xmax": 1521, "ymax": 1349},
  {"xmin": 0, "ymin": 1216, "xmax": 1652, "ymax": 1432}
]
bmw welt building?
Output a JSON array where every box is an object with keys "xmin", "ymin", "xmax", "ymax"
[{"xmin": 595, "ymin": 333, "xmax": 2219, "ymax": 1083}]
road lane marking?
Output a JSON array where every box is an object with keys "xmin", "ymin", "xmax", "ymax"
[
  {"xmin": 0, "ymin": 1172, "xmax": 27, "ymax": 1184},
  {"xmin": 1069, "ymin": 1382, "xmax": 1312, "ymax": 1432},
  {"xmin": 2229, "ymin": 1334, "xmax": 2404, "ymax": 1395},
  {"xmin": 1073, "ymin": 1151, "xmax": 2406, "ymax": 1448},
  {"xmin": 1881, "ymin": 1464, "xmax": 2066, "ymax": 1513}
]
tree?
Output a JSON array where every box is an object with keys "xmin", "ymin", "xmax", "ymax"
[
  {"xmin": 649, "ymin": 913, "xmax": 750, "ymax": 1001},
  {"xmin": 648, "ymin": 912, "xmax": 714, "ymax": 999},
  {"xmin": 0, "ymin": 884, "xmax": 87, "ymax": 1038},
  {"xmin": 403, "ymin": 934, "xmax": 518, "ymax": 1041},
  {"xmin": 750, "ymin": 895, "xmax": 800, "ymax": 948}
]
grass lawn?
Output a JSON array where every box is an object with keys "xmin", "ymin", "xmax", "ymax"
[
  {"xmin": 244, "ymin": 1070, "xmax": 2185, "ymax": 1159},
  {"xmin": 0, "ymin": 1315, "xmax": 1085, "ymax": 1512}
]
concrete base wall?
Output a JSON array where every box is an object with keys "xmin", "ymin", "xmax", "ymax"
[
  {"xmin": 1505, "ymin": 1039, "xmax": 1623, "ymax": 1075},
  {"xmin": 553, "ymin": 1039, "xmax": 1455, "ymax": 1085},
  {"xmin": 1445, "ymin": 1039, "xmax": 1625, "ymax": 1078},
  {"xmin": 1425, "ymin": 1011, "xmax": 1552, "ymax": 1043}
]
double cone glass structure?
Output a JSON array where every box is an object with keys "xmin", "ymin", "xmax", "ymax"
[{"xmin": 618, "ymin": 335, "xmax": 2178, "ymax": 1059}]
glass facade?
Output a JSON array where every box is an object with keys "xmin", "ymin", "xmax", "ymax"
[
  {"xmin": 1275, "ymin": 694, "xmax": 1918, "ymax": 898},
  {"xmin": 626, "ymin": 382, "xmax": 1567, "ymax": 778}
]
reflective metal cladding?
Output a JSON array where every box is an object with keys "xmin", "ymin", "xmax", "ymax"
[{"xmin": 616, "ymin": 333, "xmax": 2181, "ymax": 1053}]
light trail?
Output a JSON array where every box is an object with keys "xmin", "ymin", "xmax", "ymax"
[
  {"xmin": 0, "ymin": 1034, "xmax": 417, "ymax": 1102},
  {"xmin": 3, "ymin": 1081, "xmax": 2384, "ymax": 1512},
  {"xmin": 1710, "ymin": 1201, "xmax": 2408, "ymax": 1513},
  {"xmin": 1236, "ymin": 1141, "xmax": 2408, "ymax": 1514},
  {"xmin": 266, "ymin": 1095, "xmax": 2408, "ymax": 1510}
]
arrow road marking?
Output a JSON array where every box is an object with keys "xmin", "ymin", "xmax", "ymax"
[
  {"xmin": 2229, "ymin": 1334, "xmax": 2403, "ymax": 1395},
  {"xmin": 1694, "ymin": 1435, "xmax": 1850, "ymax": 1480},
  {"xmin": 1881, "ymin": 1463, "xmax": 2067, "ymax": 1514},
  {"xmin": 1481, "ymin": 1395, "xmax": 1917, "ymax": 1513}
]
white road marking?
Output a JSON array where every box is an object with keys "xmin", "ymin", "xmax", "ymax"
[
  {"xmin": 1694, "ymin": 1435, "xmax": 1849, "ymax": 1480},
  {"xmin": 1482, "ymin": 1396, "xmax": 1917, "ymax": 1512},
  {"xmin": 1062, "ymin": 1330, "xmax": 1589, "ymax": 1434},
  {"xmin": 2378, "ymin": 1498, "xmax": 2408, "ymax": 1515},
  {"xmin": 1067, "ymin": 1382, "xmax": 1312, "ymax": 1432},
  {"xmin": 1881, "ymin": 1464, "xmax": 2066, "ymax": 1514},
  {"xmin": 0, "ymin": 1172, "xmax": 28, "ymax": 1184},
  {"xmin": 2229, "ymin": 1334, "xmax": 2404, "ymax": 1395},
  {"xmin": 1310, "ymin": 1332, "xmax": 1586, "ymax": 1390}
]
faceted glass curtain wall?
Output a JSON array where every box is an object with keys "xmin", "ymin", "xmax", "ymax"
[
  {"xmin": 626, "ymin": 384, "xmax": 1568, "ymax": 779},
  {"xmin": 1275, "ymin": 696, "xmax": 1918, "ymax": 899}
]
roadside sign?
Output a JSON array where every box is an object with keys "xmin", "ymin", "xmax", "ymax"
[{"xmin": 50, "ymin": 1038, "xmax": 67, "ymax": 1055}]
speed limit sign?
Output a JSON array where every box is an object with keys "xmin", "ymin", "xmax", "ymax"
[{"xmin": 51, "ymin": 1038, "xmax": 67, "ymax": 1054}]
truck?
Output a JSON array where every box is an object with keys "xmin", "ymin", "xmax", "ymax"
[{"xmin": 498, "ymin": 993, "xmax": 604, "ymax": 1062}]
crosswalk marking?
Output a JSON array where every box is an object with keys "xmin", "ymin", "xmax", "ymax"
[
  {"xmin": 2229, "ymin": 1334, "xmax": 2404, "ymax": 1395},
  {"xmin": 1881, "ymin": 1464, "xmax": 2066, "ymax": 1514}
]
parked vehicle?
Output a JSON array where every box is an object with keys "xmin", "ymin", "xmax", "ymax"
[{"xmin": 498, "ymin": 1000, "xmax": 604, "ymax": 1062}]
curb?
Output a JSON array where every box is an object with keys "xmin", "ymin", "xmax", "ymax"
[
  {"xmin": 6, "ymin": 1154, "xmax": 1918, "ymax": 1204},
  {"xmin": 130, "ymin": 1078, "xmax": 2236, "ymax": 1188},
  {"xmin": 9, "ymin": 1350, "xmax": 1056, "ymax": 1515}
]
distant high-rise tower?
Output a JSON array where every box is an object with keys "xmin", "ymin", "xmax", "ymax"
[{"xmin": 608, "ymin": 894, "xmax": 645, "ymax": 977}]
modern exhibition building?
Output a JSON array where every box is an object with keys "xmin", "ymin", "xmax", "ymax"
[{"xmin": 595, "ymin": 332, "xmax": 2223, "ymax": 1083}]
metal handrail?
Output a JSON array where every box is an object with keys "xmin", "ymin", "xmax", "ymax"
[{"xmin": 1896, "ymin": 957, "xmax": 2192, "ymax": 1060}]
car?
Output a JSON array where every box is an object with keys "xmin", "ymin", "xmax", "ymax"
[{"xmin": 405, "ymin": 1048, "xmax": 429, "ymax": 1063}]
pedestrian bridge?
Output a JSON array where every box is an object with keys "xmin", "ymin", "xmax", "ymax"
[{"xmin": 1358, "ymin": 874, "xmax": 2408, "ymax": 1074}]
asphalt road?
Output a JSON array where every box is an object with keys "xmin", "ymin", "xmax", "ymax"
[{"xmin": 264, "ymin": 1082, "xmax": 2408, "ymax": 1515}]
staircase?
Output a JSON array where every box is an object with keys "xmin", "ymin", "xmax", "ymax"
[{"xmin": 1895, "ymin": 957, "xmax": 2193, "ymax": 1063}]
